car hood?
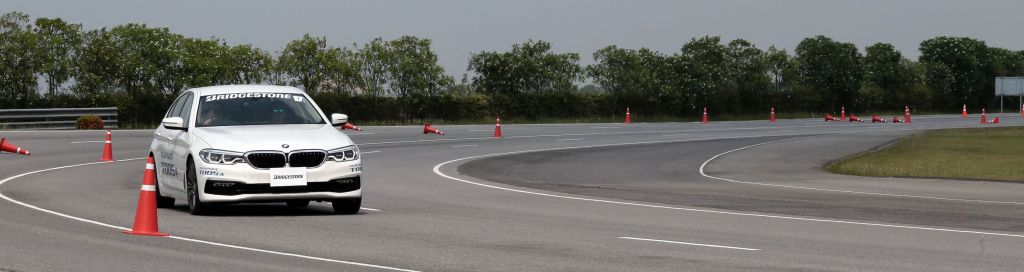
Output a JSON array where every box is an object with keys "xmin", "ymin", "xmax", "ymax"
[{"xmin": 191, "ymin": 124, "xmax": 354, "ymax": 152}]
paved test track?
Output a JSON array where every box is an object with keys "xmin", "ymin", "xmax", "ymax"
[{"xmin": 0, "ymin": 114, "xmax": 1022, "ymax": 271}]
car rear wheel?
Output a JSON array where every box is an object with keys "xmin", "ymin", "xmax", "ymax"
[
  {"xmin": 186, "ymin": 158, "xmax": 209, "ymax": 215},
  {"xmin": 155, "ymin": 183, "xmax": 175, "ymax": 208},
  {"xmin": 331, "ymin": 197, "xmax": 360, "ymax": 214},
  {"xmin": 286, "ymin": 200, "xmax": 310, "ymax": 208}
]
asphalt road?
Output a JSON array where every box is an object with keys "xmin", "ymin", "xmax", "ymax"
[{"xmin": 1, "ymin": 114, "xmax": 1023, "ymax": 271}]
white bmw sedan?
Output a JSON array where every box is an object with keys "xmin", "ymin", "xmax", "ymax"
[{"xmin": 150, "ymin": 85, "xmax": 362, "ymax": 215}]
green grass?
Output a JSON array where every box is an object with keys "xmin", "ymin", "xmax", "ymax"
[{"xmin": 827, "ymin": 126, "xmax": 1024, "ymax": 182}]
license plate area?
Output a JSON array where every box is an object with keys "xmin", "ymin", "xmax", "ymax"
[{"xmin": 269, "ymin": 167, "xmax": 307, "ymax": 187}]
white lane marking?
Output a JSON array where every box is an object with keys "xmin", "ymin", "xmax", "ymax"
[
  {"xmin": 467, "ymin": 129, "xmax": 492, "ymax": 132},
  {"xmin": 361, "ymin": 151, "xmax": 381, "ymax": 155},
  {"xmin": 345, "ymin": 132, "xmax": 376, "ymax": 136},
  {"xmin": 590, "ymin": 126, "xmax": 620, "ymax": 129},
  {"xmin": 431, "ymin": 133, "xmax": 1024, "ymax": 239},
  {"xmin": 69, "ymin": 140, "xmax": 106, "ymax": 144},
  {"xmin": 697, "ymin": 138, "xmax": 1024, "ymax": 206},
  {"xmin": 0, "ymin": 159, "xmax": 418, "ymax": 272},
  {"xmin": 556, "ymin": 138, "xmax": 584, "ymax": 142},
  {"xmin": 360, "ymin": 124, "xmax": 846, "ymax": 146},
  {"xmin": 166, "ymin": 236, "xmax": 416, "ymax": 271},
  {"xmin": 661, "ymin": 134, "xmax": 690, "ymax": 137},
  {"xmin": 360, "ymin": 207, "xmax": 382, "ymax": 212},
  {"xmin": 451, "ymin": 144, "xmax": 478, "ymax": 148},
  {"xmin": 619, "ymin": 237, "xmax": 761, "ymax": 251}
]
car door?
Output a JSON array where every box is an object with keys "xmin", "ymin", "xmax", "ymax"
[
  {"xmin": 169, "ymin": 92, "xmax": 194, "ymax": 192},
  {"xmin": 156, "ymin": 93, "xmax": 188, "ymax": 192}
]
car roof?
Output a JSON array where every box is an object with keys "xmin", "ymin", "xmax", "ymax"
[{"xmin": 185, "ymin": 85, "xmax": 306, "ymax": 96}]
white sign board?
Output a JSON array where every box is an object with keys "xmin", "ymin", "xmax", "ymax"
[{"xmin": 995, "ymin": 77, "xmax": 1024, "ymax": 96}]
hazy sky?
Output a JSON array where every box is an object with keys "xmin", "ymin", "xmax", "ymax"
[{"xmin": 8, "ymin": 0, "xmax": 1024, "ymax": 77}]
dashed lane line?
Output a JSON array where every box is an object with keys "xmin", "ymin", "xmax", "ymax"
[{"xmin": 619, "ymin": 236, "xmax": 761, "ymax": 251}]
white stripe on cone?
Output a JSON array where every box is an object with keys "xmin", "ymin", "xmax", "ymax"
[
  {"xmin": 145, "ymin": 163, "xmax": 155, "ymax": 170},
  {"xmin": 141, "ymin": 185, "xmax": 156, "ymax": 191}
]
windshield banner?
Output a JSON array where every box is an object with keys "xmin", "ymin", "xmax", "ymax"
[{"xmin": 203, "ymin": 93, "xmax": 298, "ymax": 102}]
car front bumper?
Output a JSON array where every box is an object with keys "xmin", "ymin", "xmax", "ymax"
[{"xmin": 195, "ymin": 159, "xmax": 362, "ymax": 203}]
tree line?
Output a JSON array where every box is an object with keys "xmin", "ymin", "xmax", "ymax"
[{"xmin": 2, "ymin": 11, "xmax": 1022, "ymax": 126}]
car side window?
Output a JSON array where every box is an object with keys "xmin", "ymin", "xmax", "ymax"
[
  {"xmin": 165, "ymin": 95, "xmax": 186, "ymax": 118},
  {"xmin": 178, "ymin": 93, "xmax": 194, "ymax": 128},
  {"xmin": 168, "ymin": 94, "xmax": 189, "ymax": 119}
]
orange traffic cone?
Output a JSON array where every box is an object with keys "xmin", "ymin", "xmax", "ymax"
[
  {"xmin": 341, "ymin": 122, "xmax": 363, "ymax": 131},
  {"xmin": 904, "ymin": 105, "xmax": 911, "ymax": 123},
  {"xmin": 769, "ymin": 107, "xmax": 776, "ymax": 123},
  {"xmin": 992, "ymin": 117, "xmax": 1000, "ymax": 124},
  {"xmin": 825, "ymin": 113, "xmax": 838, "ymax": 122},
  {"xmin": 423, "ymin": 123, "xmax": 445, "ymax": 135},
  {"xmin": 624, "ymin": 107, "xmax": 632, "ymax": 124},
  {"xmin": 840, "ymin": 106, "xmax": 846, "ymax": 121},
  {"xmin": 123, "ymin": 156, "xmax": 168, "ymax": 236},
  {"xmin": 100, "ymin": 130, "xmax": 114, "ymax": 162},
  {"xmin": 871, "ymin": 115, "xmax": 885, "ymax": 123},
  {"xmin": 962, "ymin": 104, "xmax": 968, "ymax": 119},
  {"xmin": 701, "ymin": 107, "xmax": 709, "ymax": 124},
  {"xmin": 493, "ymin": 117, "xmax": 502, "ymax": 138},
  {"xmin": 848, "ymin": 114, "xmax": 864, "ymax": 122},
  {"xmin": 981, "ymin": 108, "xmax": 987, "ymax": 124},
  {"xmin": 0, "ymin": 138, "xmax": 30, "ymax": 155},
  {"xmin": 1020, "ymin": 103, "xmax": 1023, "ymax": 118},
  {"xmin": 893, "ymin": 116, "xmax": 904, "ymax": 123}
]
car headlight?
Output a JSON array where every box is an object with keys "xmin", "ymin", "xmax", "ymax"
[
  {"xmin": 326, "ymin": 145, "xmax": 359, "ymax": 162},
  {"xmin": 198, "ymin": 149, "xmax": 247, "ymax": 165}
]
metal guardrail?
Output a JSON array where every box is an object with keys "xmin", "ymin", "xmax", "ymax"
[{"xmin": 0, "ymin": 107, "xmax": 118, "ymax": 130}]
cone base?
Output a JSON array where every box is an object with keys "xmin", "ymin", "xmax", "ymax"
[{"xmin": 122, "ymin": 230, "xmax": 169, "ymax": 236}]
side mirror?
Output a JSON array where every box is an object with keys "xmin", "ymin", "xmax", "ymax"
[
  {"xmin": 162, "ymin": 117, "xmax": 185, "ymax": 130},
  {"xmin": 331, "ymin": 113, "xmax": 349, "ymax": 126}
]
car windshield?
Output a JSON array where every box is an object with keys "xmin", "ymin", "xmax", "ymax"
[{"xmin": 196, "ymin": 92, "xmax": 325, "ymax": 127}]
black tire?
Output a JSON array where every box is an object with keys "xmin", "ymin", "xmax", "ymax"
[
  {"xmin": 286, "ymin": 200, "xmax": 310, "ymax": 208},
  {"xmin": 331, "ymin": 197, "xmax": 361, "ymax": 215},
  {"xmin": 155, "ymin": 182, "xmax": 175, "ymax": 208},
  {"xmin": 186, "ymin": 158, "xmax": 209, "ymax": 215}
]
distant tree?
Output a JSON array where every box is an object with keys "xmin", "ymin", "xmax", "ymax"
[
  {"xmin": 862, "ymin": 43, "xmax": 913, "ymax": 110},
  {"xmin": 277, "ymin": 34, "xmax": 339, "ymax": 94},
  {"xmin": 795, "ymin": 35, "xmax": 862, "ymax": 111},
  {"xmin": 0, "ymin": 12, "xmax": 39, "ymax": 106},
  {"xmin": 34, "ymin": 17, "xmax": 81, "ymax": 96},
  {"xmin": 180, "ymin": 37, "xmax": 230, "ymax": 87},
  {"xmin": 468, "ymin": 40, "xmax": 581, "ymax": 96},
  {"xmin": 75, "ymin": 28, "xmax": 117, "ymax": 95},
  {"xmin": 764, "ymin": 46, "xmax": 795, "ymax": 99},
  {"xmin": 919, "ymin": 36, "xmax": 991, "ymax": 109},
  {"xmin": 588, "ymin": 45, "xmax": 641, "ymax": 96},
  {"xmin": 226, "ymin": 44, "xmax": 273, "ymax": 84},
  {"xmin": 81, "ymin": 23, "xmax": 187, "ymax": 97},
  {"xmin": 357, "ymin": 38, "xmax": 391, "ymax": 97},
  {"xmin": 673, "ymin": 36, "xmax": 730, "ymax": 112},
  {"xmin": 322, "ymin": 45, "xmax": 361, "ymax": 94},
  {"xmin": 386, "ymin": 36, "xmax": 453, "ymax": 97},
  {"xmin": 724, "ymin": 39, "xmax": 770, "ymax": 113}
]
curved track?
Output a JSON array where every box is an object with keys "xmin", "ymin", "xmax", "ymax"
[{"xmin": 1, "ymin": 115, "xmax": 1023, "ymax": 271}]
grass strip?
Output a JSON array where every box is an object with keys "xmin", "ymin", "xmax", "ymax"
[{"xmin": 827, "ymin": 126, "xmax": 1024, "ymax": 182}]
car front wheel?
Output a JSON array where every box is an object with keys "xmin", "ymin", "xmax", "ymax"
[
  {"xmin": 331, "ymin": 197, "xmax": 360, "ymax": 215},
  {"xmin": 186, "ymin": 158, "xmax": 209, "ymax": 215},
  {"xmin": 286, "ymin": 200, "xmax": 310, "ymax": 208}
]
